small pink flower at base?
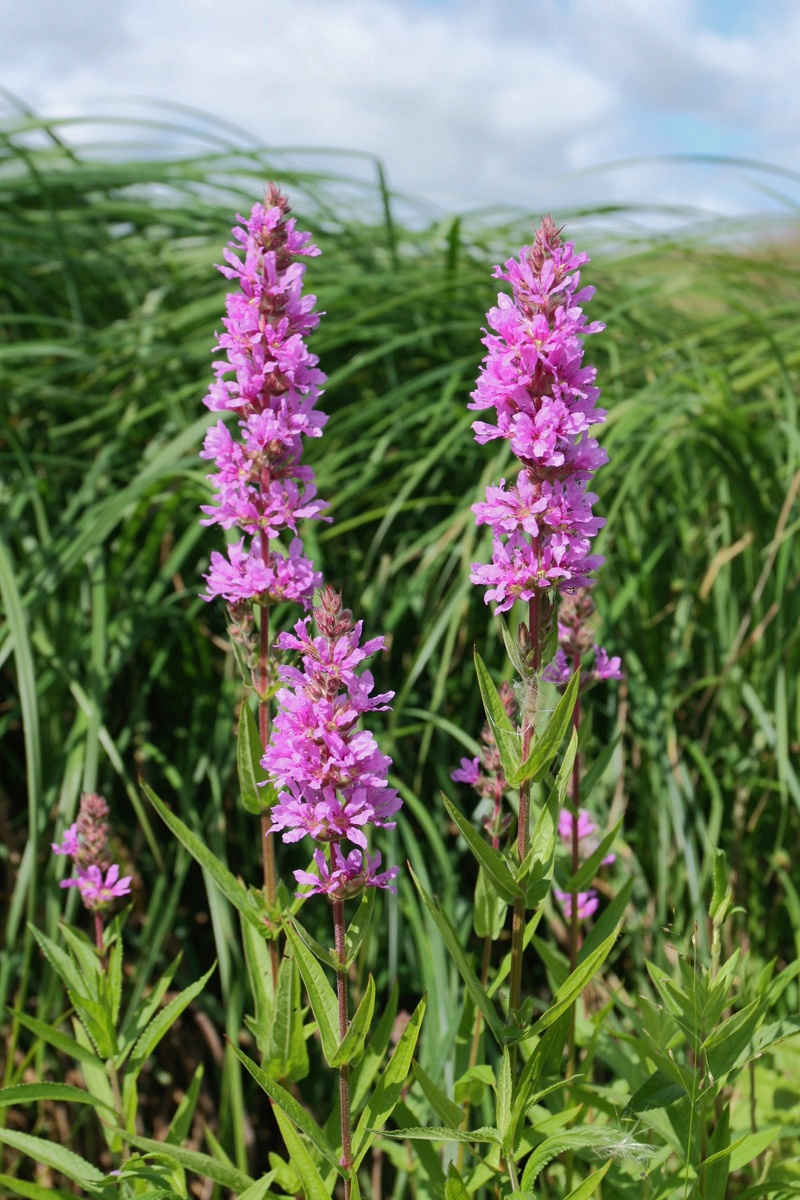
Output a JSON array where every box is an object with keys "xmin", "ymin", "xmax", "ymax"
[
  {"xmin": 52, "ymin": 823, "xmax": 79, "ymax": 857},
  {"xmin": 294, "ymin": 845, "xmax": 399, "ymax": 900},
  {"xmin": 554, "ymin": 887, "xmax": 599, "ymax": 921},
  {"xmin": 61, "ymin": 863, "xmax": 132, "ymax": 912}
]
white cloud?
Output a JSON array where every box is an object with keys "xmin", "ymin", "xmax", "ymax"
[{"xmin": 1, "ymin": 0, "xmax": 798, "ymax": 219}]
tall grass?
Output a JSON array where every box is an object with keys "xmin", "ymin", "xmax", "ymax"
[{"xmin": 2, "ymin": 113, "xmax": 799, "ymax": 1158}]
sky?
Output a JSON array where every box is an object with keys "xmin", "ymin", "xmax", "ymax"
[{"xmin": 2, "ymin": 0, "xmax": 799, "ymax": 225}]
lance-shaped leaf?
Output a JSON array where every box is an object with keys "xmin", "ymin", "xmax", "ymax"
[
  {"xmin": 230, "ymin": 1043, "xmax": 346, "ymax": 1178},
  {"xmin": 351, "ymin": 982, "xmax": 399, "ymax": 1112},
  {"xmin": 0, "ymin": 1173, "xmax": 76, "ymax": 1200},
  {"xmin": 273, "ymin": 1107, "xmax": 333, "ymax": 1200},
  {"xmin": 507, "ymin": 669, "xmax": 579, "ymax": 788},
  {"xmin": 284, "ymin": 922, "xmax": 339, "ymax": 1066},
  {"xmin": 380, "ymin": 1126, "xmax": 500, "ymax": 1146},
  {"xmin": 518, "ymin": 732, "xmax": 576, "ymax": 907},
  {"xmin": 0, "ymin": 1082, "xmax": 116, "ymax": 1114},
  {"xmin": 625, "ymin": 1071, "xmax": 687, "ymax": 1114},
  {"xmin": 562, "ymin": 1159, "xmax": 612, "ymax": 1200},
  {"xmin": 495, "ymin": 1049, "xmax": 513, "ymax": 1148},
  {"xmin": 527, "ymin": 929, "xmax": 618, "ymax": 1039},
  {"xmin": 563, "ymin": 817, "xmax": 623, "ymax": 893},
  {"xmin": 237, "ymin": 702, "xmax": 274, "ymax": 814},
  {"xmin": 497, "ymin": 614, "xmax": 527, "ymax": 678},
  {"xmin": 520, "ymin": 1128, "xmax": 644, "ymax": 1191},
  {"xmin": 474, "ymin": 650, "xmax": 520, "ymax": 779},
  {"xmin": 345, "ymin": 888, "xmax": 376, "ymax": 967},
  {"xmin": 124, "ymin": 964, "xmax": 216, "ymax": 1081},
  {"xmin": 0, "ymin": 1129, "xmax": 106, "ymax": 1188},
  {"xmin": 412, "ymin": 1062, "xmax": 464, "ymax": 1129},
  {"xmin": 445, "ymin": 1165, "xmax": 472, "ymax": 1200},
  {"xmin": 579, "ymin": 736, "xmax": 620, "ymax": 801},
  {"xmin": 331, "ymin": 974, "xmax": 375, "ymax": 1068},
  {"xmin": 473, "ymin": 866, "xmax": 507, "ymax": 940},
  {"xmin": 410, "ymin": 867, "xmax": 504, "ymax": 1045},
  {"xmin": 106, "ymin": 1128, "xmax": 254, "ymax": 1191},
  {"xmin": 288, "ymin": 912, "xmax": 340, "ymax": 972},
  {"xmin": 10, "ymin": 1009, "xmax": 103, "ymax": 1068},
  {"xmin": 352, "ymin": 996, "xmax": 426, "ymax": 1167},
  {"xmin": 267, "ymin": 953, "xmax": 308, "ymax": 1083},
  {"xmin": 442, "ymin": 793, "xmax": 521, "ymax": 904},
  {"xmin": 144, "ymin": 783, "xmax": 266, "ymax": 932},
  {"xmin": 579, "ymin": 877, "xmax": 633, "ymax": 963}
]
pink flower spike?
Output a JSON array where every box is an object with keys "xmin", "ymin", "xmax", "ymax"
[
  {"xmin": 294, "ymin": 845, "xmax": 399, "ymax": 900},
  {"xmin": 61, "ymin": 863, "xmax": 132, "ymax": 912}
]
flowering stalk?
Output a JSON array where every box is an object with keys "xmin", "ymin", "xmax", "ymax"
[
  {"xmin": 469, "ymin": 217, "xmax": 608, "ymax": 1038},
  {"xmin": 263, "ymin": 587, "xmax": 400, "ymax": 1193},
  {"xmin": 52, "ymin": 793, "xmax": 131, "ymax": 964},
  {"xmin": 199, "ymin": 186, "xmax": 329, "ymax": 974}
]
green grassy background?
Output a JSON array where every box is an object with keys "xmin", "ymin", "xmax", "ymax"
[{"xmin": 2, "ymin": 114, "xmax": 799, "ymax": 1180}]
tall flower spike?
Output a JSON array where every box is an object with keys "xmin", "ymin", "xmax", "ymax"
[
  {"xmin": 262, "ymin": 587, "xmax": 401, "ymax": 893},
  {"xmin": 469, "ymin": 217, "xmax": 607, "ymax": 616},
  {"xmin": 200, "ymin": 186, "xmax": 329, "ymax": 612},
  {"xmin": 52, "ymin": 793, "xmax": 131, "ymax": 913}
]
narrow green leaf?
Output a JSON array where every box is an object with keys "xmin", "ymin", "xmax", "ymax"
[
  {"xmin": 562, "ymin": 1159, "xmax": 612, "ymax": 1200},
  {"xmin": 624, "ymin": 1071, "xmax": 687, "ymax": 1114},
  {"xmin": 127, "ymin": 964, "xmax": 216, "ymax": 1080},
  {"xmin": 578, "ymin": 737, "xmax": 620, "ymax": 802},
  {"xmin": 350, "ymin": 981, "xmax": 399, "ymax": 1113},
  {"xmin": 497, "ymin": 614, "xmax": 527, "ymax": 678},
  {"xmin": 352, "ymin": 996, "xmax": 426, "ymax": 1167},
  {"xmin": 565, "ymin": 818, "xmax": 623, "ymax": 893},
  {"xmin": 520, "ymin": 731, "xmax": 577, "ymax": 907},
  {"xmin": 331, "ymin": 974, "xmax": 375, "ymax": 1068},
  {"xmin": 11, "ymin": 1008, "xmax": 103, "ymax": 1067},
  {"xmin": 473, "ymin": 866, "xmax": 507, "ymax": 940},
  {"xmin": 528, "ymin": 929, "xmax": 618, "ymax": 1038},
  {"xmin": 236, "ymin": 1174, "xmax": 279, "ymax": 1200},
  {"xmin": 229, "ymin": 1043, "xmax": 346, "ymax": 1178},
  {"xmin": 442, "ymin": 793, "xmax": 521, "ymax": 903},
  {"xmin": 496, "ymin": 1048, "xmax": 512, "ymax": 1147},
  {"xmin": 703, "ymin": 997, "xmax": 768, "ymax": 1081},
  {"xmin": 266, "ymin": 953, "xmax": 308, "ymax": 1083},
  {"xmin": 380, "ymin": 1125, "xmax": 500, "ymax": 1145},
  {"xmin": 0, "ymin": 1173, "xmax": 76, "ymax": 1200},
  {"xmin": 28, "ymin": 925, "xmax": 83, "ymax": 997},
  {"xmin": 412, "ymin": 1062, "xmax": 464, "ymax": 1129},
  {"xmin": 144, "ymin": 783, "xmax": 265, "ymax": 931},
  {"xmin": 0, "ymin": 1082, "xmax": 115, "ymax": 1112},
  {"xmin": 0, "ymin": 1128, "xmax": 106, "ymax": 1186},
  {"xmin": 410, "ymin": 867, "xmax": 503, "ymax": 1044},
  {"xmin": 344, "ymin": 888, "xmax": 376, "ymax": 968},
  {"xmin": 167, "ymin": 1064, "xmax": 204, "ymax": 1146},
  {"xmin": 273, "ymin": 1106, "xmax": 331, "ymax": 1200},
  {"xmin": 288, "ymin": 912, "xmax": 339, "ymax": 971},
  {"xmin": 107, "ymin": 1128, "xmax": 254, "ymax": 1191},
  {"xmin": 520, "ymin": 1128, "xmax": 641, "ymax": 1190},
  {"xmin": 238, "ymin": 702, "xmax": 272, "ymax": 814},
  {"xmin": 508, "ymin": 669, "xmax": 579, "ymax": 787},
  {"xmin": 474, "ymin": 650, "xmax": 520, "ymax": 779},
  {"xmin": 284, "ymin": 921, "xmax": 340, "ymax": 1065},
  {"xmin": 702, "ymin": 1105, "xmax": 730, "ymax": 1200},
  {"xmin": 57, "ymin": 923, "xmax": 102, "ymax": 992}
]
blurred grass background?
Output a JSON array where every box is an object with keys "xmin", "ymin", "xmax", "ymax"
[{"xmin": 1, "ymin": 111, "xmax": 799, "ymax": 1171}]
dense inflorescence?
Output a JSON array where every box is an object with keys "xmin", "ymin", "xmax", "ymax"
[
  {"xmin": 469, "ymin": 217, "xmax": 607, "ymax": 613},
  {"xmin": 52, "ymin": 794, "xmax": 131, "ymax": 911},
  {"xmin": 262, "ymin": 587, "xmax": 401, "ymax": 898},
  {"xmin": 200, "ymin": 186, "xmax": 328, "ymax": 611}
]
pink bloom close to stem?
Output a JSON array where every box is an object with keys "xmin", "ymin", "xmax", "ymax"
[
  {"xmin": 61, "ymin": 863, "xmax": 132, "ymax": 909},
  {"xmin": 52, "ymin": 794, "xmax": 131, "ymax": 913},
  {"xmin": 554, "ymin": 888, "xmax": 599, "ymax": 921},
  {"xmin": 558, "ymin": 808, "xmax": 616, "ymax": 865},
  {"xmin": 295, "ymin": 846, "xmax": 399, "ymax": 899}
]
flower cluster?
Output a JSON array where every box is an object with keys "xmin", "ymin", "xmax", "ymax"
[
  {"xmin": 451, "ymin": 680, "xmax": 516, "ymax": 843},
  {"xmin": 200, "ymin": 186, "xmax": 328, "ymax": 611},
  {"xmin": 262, "ymin": 587, "xmax": 401, "ymax": 899},
  {"xmin": 52, "ymin": 793, "xmax": 131, "ymax": 912},
  {"xmin": 542, "ymin": 588, "xmax": 623, "ymax": 688},
  {"xmin": 469, "ymin": 217, "xmax": 607, "ymax": 613}
]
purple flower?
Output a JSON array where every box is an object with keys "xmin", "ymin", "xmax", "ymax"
[
  {"xmin": 200, "ymin": 186, "xmax": 328, "ymax": 611},
  {"xmin": 554, "ymin": 888, "xmax": 599, "ymax": 921},
  {"xmin": 295, "ymin": 846, "xmax": 399, "ymax": 900},
  {"xmin": 469, "ymin": 217, "xmax": 607, "ymax": 611},
  {"xmin": 263, "ymin": 588, "xmax": 401, "ymax": 887},
  {"xmin": 52, "ymin": 823, "xmax": 79, "ymax": 857},
  {"xmin": 542, "ymin": 590, "xmax": 623, "ymax": 689},
  {"xmin": 558, "ymin": 807, "xmax": 616, "ymax": 866},
  {"xmin": 61, "ymin": 863, "xmax": 132, "ymax": 911},
  {"xmin": 451, "ymin": 757, "xmax": 481, "ymax": 786}
]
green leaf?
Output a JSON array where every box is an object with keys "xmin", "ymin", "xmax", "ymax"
[
  {"xmin": 352, "ymin": 995, "xmax": 426, "ymax": 1168},
  {"xmin": 284, "ymin": 921, "xmax": 340, "ymax": 1066},
  {"xmin": 442, "ymin": 793, "xmax": 521, "ymax": 903},
  {"xmin": 497, "ymin": 614, "xmax": 527, "ymax": 678},
  {"xmin": 144, "ymin": 782, "xmax": 266, "ymax": 932},
  {"xmin": 474, "ymin": 650, "xmax": 520, "ymax": 780},
  {"xmin": 410, "ymin": 867, "xmax": 503, "ymax": 1045},
  {"xmin": 0, "ymin": 1081, "xmax": 115, "ymax": 1113},
  {"xmin": 496, "ymin": 1048, "xmax": 512, "ymax": 1147},
  {"xmin": 265, "ymin": 953, "xmax": 309, "ymax": 1083},
  {"xmin": 412, "ymin": 1061, "xmax": 464, "ymax": 1129},
  {"xmin": 562, "ymin": 1159, "xmax": 612, "ymax": 1200},
  {"xmin": 345, "ymin": 887, "xmax": 376, "ymax": 967},
  {"xmin": 331, "ymin": 974, "xmax": 375, "ymax": 1068},
  {"xmin": 381, "ymin": 1125, "xmax": 500, "ymax": 1145},
  {"xmin": 0, "ymin": 1173, "xmax": 76, "ymax": 1200},
  {"xmin": 288, "ymin": 911, "xmax": 340, "ymax": 971},
  {"xmin": 474, "ymin": 866, "xmax": 507, "ymax": 940},
  {"xmin": 702, "ymin": 997, "xmax": 768, "ymax": 1081},
  {"xmin": 528, "ymin": 929, "xmax": 618, "ymax": 1039},
  {"xmin": 0, "ymin": 1128, "xmax": 106, "ymax": 1187},
  {"xmin": 507, "ymin": 669, "xmax": 579, "ymax": 787},
  {"xmin": 236, "ymin": 1175, "xmax": 279, "ymax": 1200},
  {"xmin": 565, "ymin": 817, "xmax": 623, "ymax": 893},
  {"xmin": 625, "ymin": 1070, "xmax": 687, "ymax": 1114},
  {"xmin": 445, "ymin": 1165, "xmax": 472, "ymax": 1200},
  {"xmin": 241, "ymin": 912, "xmax": 275, "ymax": 1058},
  {"xmin": 520, "ymin": 731, "xmax": 577, "ymax": 907},
  {"xmin": 510, "ymin": 1011, "xmax": 570, "ymax": 1141},
  {"xmin": 238, "ymin": 702, "xmax": 273, "ymax": 814},
  {"xmin": 709, "ymin": 848, "xmax": 732, "ymax": 926},
  {"xmin": 351, "ymin": 982, "xmax": 399, "ymax": 1113},
  {"xmin": 702, "ymin": 1105, "xmax": 730, "ymax": 1200},
  {"xmin": 28, "ymin": 925, "xmax": 84, "ymax": 997},
  {"xmin": 167, "ymin": 1064, "xmax": 204, "ymax": 1146},
  {"xmin": 520, "ymin": 1128, "xmax": 641, "ymax": 1190},
  {"xmin": 57, "ymin": 923, "xmax": 102, "ymax": 992},
  {"xmin": 454, "ymin": 1064, "xmax": 494, "ymax": 1107},
  {"xmin": 229, "ymin": 1043, "xmax": 346, "ymax": 1178},
  {"xmin": 272, "ymin": 1106, "xmax": 331, "ymax": 1200},
  {"xmin": 107, "ymin": 1128, "xmax": 254, "ymax": 1191},
  {"xmin": 126, "ymin": 963, "xmax": 216, "ymax": 1078},
  {"xmin": 10, "ymin": 1008, "xmax": 103, "ymax": 1067},
  {"xmin": 106, "ymin": 937, "xmax": 123, "ymax": 1026},
  {"xmin": 578, "ymin": 737, "xmax": 620, "ymax": 802}
]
